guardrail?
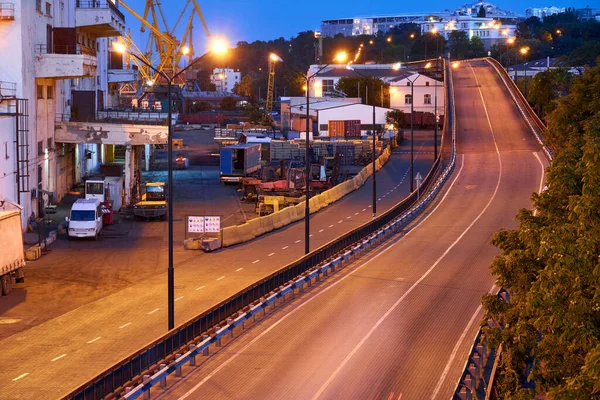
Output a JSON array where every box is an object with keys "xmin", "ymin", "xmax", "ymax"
[
  {"xmin": 453, "ymin": 58, "xmax": 554, "ymax": 400},
  {"xmin": 62, "ymin": 60, "xmax": 456, "ymax": 400}
]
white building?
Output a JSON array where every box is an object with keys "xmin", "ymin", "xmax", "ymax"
[
  {"xmin": 210, "ymin": 68, "xmax": 240, "ymax": 93},
  {"xmin": 0, "ymin": 0, "xmax": 148, "ymax": 229},
  {"xmin": 526, "ymin": 6, "xmax": 566, "ymax": 19},
  {"xmin": 421, "ymin": 16, "xmax": 518, "ymax": 50},
  {"xmin": 389, "ymin": 73, "xmax": 444, "ymax": 115},
  {"xmin": 315, "ymin": 103, "xmax": 393, "ymax": 136}
]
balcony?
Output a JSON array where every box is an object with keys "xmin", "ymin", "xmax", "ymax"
[
  {"xmin": 75, "ymin": 0, "xmax": 125, "ymax": 37},
  {"xmin": 35, "ymin": 44, "xmax": 98, "ymax": 80},
  {"xmin": 0, "ymin": 3, "xmax": 15, "ymax": 20},
  {"xmin": 107, "ymin": 68, "xmax": 138, "ymax": 83}
]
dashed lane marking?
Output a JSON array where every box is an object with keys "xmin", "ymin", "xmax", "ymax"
[
  {"xmin": 268, "ymin": 253, "xmax": 275, "ymax": 257},
  {"xmin": 175, "ymin": 296, "xmax": 184, "ymax": 302},
  {"xmin": 319, "ymin": 229, "xmax": 324, "ymax": 233},
  {"xmin": 236, "ymin": 268, "xmax": 244, "ymax": 272},
  {"xmin": 295, "ymin": 240, "xmax": 301, "ymax": 244},
  {"xmin": 282, "ymin": 246, "xmax": 289, "ymax": 250},
  {"xmin": 119, "ymin": 322, "xmax": 132, "ymax": 329},
  {"xmin": 148, "ymin": 308, "xmax": 160, "ymax": 315},
  {"xmin": 51, "ymin": 354, "xmax": 67, "ymax": 362},
  {"xmin": 216, "ymin": 276, "xmax": 225, "ymax": 281},
  {"xmin": 338, "ymin": 220, "xmax": 343, "ymax": 224},
  {"xmin": 87, "ymin": 337, "xmax": 102, "ymax": 344},
  {"xmin": 346, "ymin": 216, "xmax": 351, "ymax": 219},
  {"xmin": 329, "ymin": 225, "xmax": 334, "ymax": 228},
  {"xmin": 195, "ymin": 286, "xmax": 205, "ymax": 291},
  {"xmin": 12, "ymin": 373, "xmax": 28, "ymax": 382},
  {"xmin": 354, "ymin": 212, "xmax": 359, "ymax": 215},
  {"xmin": 368, "ymin": 205, "xmax": 372, "ymax": 208},
  {"xmin": 252, "ymin": 260, "xmax": 260, "ymax": 264},
  {"xmin": 362, "ymin": 209, "xmax": 366, "ymax": 212}
]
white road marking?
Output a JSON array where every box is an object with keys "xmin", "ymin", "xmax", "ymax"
[
  {"xmin": 295, "ymin": 240, "xmax": 301, "ymax": 244},
  {"xmin": 346, "ymin": 216, "xmax": 351, "ymax": 219},
  {"xmin": 195, "ymin": 286, "xmax": 205, "ymax": 291},
  {"xmin": 176, "ymin": 156, "xmax": 468, "ymax": 400},
  {"xmin": 368, "ymin": 205, "xmax": 372, "ymax": 208},
  {"xmin": 216, "ymin": 276, "xmax": 225, "ymax": 281},
  {"xmin": 431, "ymin": 284, "xmax": 496, "ymax": 399},
  {"xmin": 362, "ymin": 209, "xmax": 366, "ymax": 212},
  {"xmin": 329, "ymin": 225, "xmax": 334, "ymax": 228},
  {"xmin": 119, "ymin": 322, "xmax": 132, "ymax": 329},
  {"xmin": 338, "ymin": 220, "xmax": 343, "ymax": 224},
  {"xmin": 268, "ymin": 252, "xmax": 275, "ymax": 257},
  {"xmin": 87, "ymin": 337, "xmax": 102, "ymax": 344},
  {"xmin": 175, "ymin": 296, "xmax": 184, "ymax": 302},
  {"xmin": 236, "ymin": 268, "xmax": 244, "ymax": 272},
  {"xmin": 319, "ymin": 229, "xmax": 324, "ymax": 233},
  {"xmin": 51, "ymin": 354, "xmax": 67, "ymax": 362},
  {"xmin": 355, "ymin": 212, "xmax": 359, "ymax": 215},
  {"xmin": 309, "ymin": 234, "xmax": 313, "ymax": 237},
  {"xmin": 148, "ymin": 308, "xmax": 160, "ymax": 315},
  {"xmin": 378, "ymin": 198, "xmax": 382, "ymax": 201},
  {"xmin": 12, "ymin": 373, "xmax": 28, "ymax": 382},
  {"xmin": 252, "ymin": 260, "xmax": 260, "ymax": 264},
  {"xmin": 282, "ymin": 246, "xmax": 289, "ymax": 250}
]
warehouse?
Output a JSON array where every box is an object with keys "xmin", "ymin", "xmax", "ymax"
[{"xmin": 316, "ymin": 103, "xmax": 393, "ymax": 137}]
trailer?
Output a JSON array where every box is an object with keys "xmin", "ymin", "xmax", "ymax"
[
  {"xmin": 0, "ymin": 210, "xmax": 25, "ymax": 296},
  {"xmin": 220, "ymin": 143, "xmax": 262, "ymax": 183}
]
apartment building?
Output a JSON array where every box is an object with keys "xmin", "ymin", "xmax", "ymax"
[{"xmin": 210, "ymin": 68, "xmax": 241, "ymax": 93}]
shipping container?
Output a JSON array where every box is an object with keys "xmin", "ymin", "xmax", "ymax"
[
  {"xmin": 220, "ymin": 143, "xmax": 262, "ymax": 183},
  {"xmin": 344, "ymin": 120, "xmax": 362, "ymax": 139}
]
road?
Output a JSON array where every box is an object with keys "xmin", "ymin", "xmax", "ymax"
[
  {"xmin": 0, "ymin": 131, "xmax": 435, "ymax": 398},
  {"xmin": 149, "ymin": 60, "xmax": 549, "ymax": 399}
]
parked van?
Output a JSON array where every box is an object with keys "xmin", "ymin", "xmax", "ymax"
[{"xmin": 67, "ymin": 199, "xmax": 103, "ymax": 240}]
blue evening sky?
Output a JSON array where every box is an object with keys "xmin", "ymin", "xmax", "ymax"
[{"xmin": 123, "ymin": 0, "xmax": 591, "ymax": 51}]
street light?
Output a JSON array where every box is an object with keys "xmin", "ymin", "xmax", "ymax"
[
  {"xmin": 347, "ymin": 62, "xmax": 401, "ymax": 217},
  {"xmin": 271, "ymin": 51, "xmax": 347, "ymax": 254},
  {"xmin": 114, "ymin": 38, "xmax": 227, "ymax": 331},
  {"xmin": 519, "ymin": 46, "xmax": 529, "ymax": 97}
]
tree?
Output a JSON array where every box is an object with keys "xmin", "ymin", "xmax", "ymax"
[
  {"xmin": 477, "ymin": 5, "xmax": 486, "ymax": 18},
  {"xmin": 526, "ymin": 68, "xmax": 572, "ymax": 120},
  {"xmin": 188, "ymin": 101, "xmax": 212, "ymax": 113},
  {"xmin": 243, "ymin": 103, "xmax": 263, "ymax": 125},
  {"xmin": 386, "ymin": 110, "xmax": 406, "ymax": 129},
  {"xmin": 233, "ymin": 75, "xmax": 256, "ymax": 100},
  {"xmin": 448, "ymin": 31, "xmax": 470, "ymax": 60},
  {"xmin": 467, "ymin": 36, "xmax": 486, "ymax": 58},
  {"xmin": 560, "ymin": 41, "xmax": 600, "ymax": 72},
  {"xmin": 335, "ymin": 76, "xmax": 390, "ymax": 108},
  {"xmin": 482, "ymin": 64, "xmax": 600, "ymax": 398},
  {"xmin": 220, "ymin": 96, "xmax": 237, "ymax": 111}
]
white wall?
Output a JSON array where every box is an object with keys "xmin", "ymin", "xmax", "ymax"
[
  {"xmin": 390, "ymin": 74, "xmax": 445, "ymax": 115},
  {"xmin": 210, "ymin": 68, "xmax": 241, "ymax": 93},
  {"xmin": 317, "ymin": 104, "xmax": 392, "ymax": 136}
]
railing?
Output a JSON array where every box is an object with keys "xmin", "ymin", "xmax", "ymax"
[
  {"xmin": 76, "ymin": 0, "xmax": 125, "ymax": 21},
  {"xmin": 0, "ymin": 80, "xmax": 17, "ymax": 100},
  {"xmin": 35, "ymin": 44, "xmax": 97, "ymax": 57},
  {"xmin": 0, "ymin": 2, "xmax": 15, "ymax": 20},
  {"xmin": 62, "ymin": 61, "xmax": 455, "ymax": 400},
  {"xmin": 56, "ymin": 111, "xmax": 174, "ymax": 126}
]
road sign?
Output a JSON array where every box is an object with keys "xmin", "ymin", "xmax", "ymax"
[
  {"xmin": 188, "ymin": 216, "xmax": 205, "ymax": 233},
  {"xmin": 204, "ymin": 216, "xmax": 221, "ymax": 233}
]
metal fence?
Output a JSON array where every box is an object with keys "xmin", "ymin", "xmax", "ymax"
[{"xmin": 63, "ymin": 61, "xmax": 455, "ymax": 400}]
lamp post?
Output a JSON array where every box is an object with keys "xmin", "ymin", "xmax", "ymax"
[
  {"xmin": 114, "ymin": 39, "xmax": 227, "ymax": 330},
  {"xmin": 519, "ymin": 46, "xmax": 529, "ymax": 97},
  {"xmin": 347, "ymin": 62, "xmax": 400, "ymax": 217},
  {"xmin": 272, "ymin": 51, "xmax": 348, "ymax": 254}
]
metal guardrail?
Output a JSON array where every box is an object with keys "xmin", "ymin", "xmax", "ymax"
[
  {"xmin": 62, "ymin": 60, "xmax": 456, "ymax": 400},
  {"xmin": 76, "ymin": 0, "xmax": 125, "ymax": 21},
  {"xmin": 35, "ymin": 44, "xmax": 97, "ymax": 57}
]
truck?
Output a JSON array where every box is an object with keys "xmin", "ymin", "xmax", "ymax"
[
  {"xmin": 220, "ymin": 143, "xmax": 262, "ymax": 183},
  {"xmin": 133, "ymin": 182, "xmax": 167, "ymax": 220},
  {"xmin": 0, "ymin": 210, "xmax": 25, "ymax": 296}
]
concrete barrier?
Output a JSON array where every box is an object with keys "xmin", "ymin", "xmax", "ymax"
[{"xmin": 221, "ymin": 146, "xmax": 393, "ymax": 247}]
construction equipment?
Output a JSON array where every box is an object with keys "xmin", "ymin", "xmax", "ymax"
[
  {"xmin": 133, "ymin": 182, "xmax": 167, "ymax": 220},
  {"xmin": 265, "ymin": 54, "xmax": 282, "ymax": 122},
  {"xmin": 119, "ymin": 0, "xmax": 211, "ymax": 81}
]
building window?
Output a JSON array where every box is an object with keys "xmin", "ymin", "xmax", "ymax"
[
  {"xmin": 36, "ymin": 0, "xmax": 42, "ymax": 13},
  {"xmin": 406, "ymin": 82, "xmax": 410, "ymax": 86},
  {"xmin": 405, "ymin": 94, "xmax": 412, "ymax": 104},
  {"xmin": 45, "ymin": 2, "xmax": 52, "ymax": 17},
  {"xmin": 424, "ymin": 94, "xmax": 432, "ymax": 104},
  {"xmin": 37, "ymin": 85, "xmax": 44, "ymax": 99},
  {"xmin": 322, "ymin": 79, "xmax": 335, "ymax": 94},
  {"xmin": 47, "ymin": 85, "xmax": 54, "ymax": 99},
  {"xmin": 47, "ymin": 138, "xmax": 53, "ymax": 151},
  {"xmin": 426, "ymin": 81, "xmax": 430, "ymax": 86},
  {"xmin": 38, "ymin": 141, "xmax": 44, "ymax": 156}
]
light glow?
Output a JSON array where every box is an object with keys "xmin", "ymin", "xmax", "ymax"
[{"xmin": 210, "ymin": 38, "xmax": 228, "ymax": 54}]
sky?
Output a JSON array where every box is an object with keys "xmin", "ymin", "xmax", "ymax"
[{"xmin": 123, "ymin": 0, "xmax": 593, "ymax": 51}]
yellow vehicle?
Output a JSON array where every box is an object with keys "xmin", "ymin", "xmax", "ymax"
[{"xmin": 133, "ymin": 182, "xmax": 167, "ymax": 220}]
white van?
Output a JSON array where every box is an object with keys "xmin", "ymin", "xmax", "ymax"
[{"xmin": 67, "ymin": 199, "xmax": 103, "ymax": 240}]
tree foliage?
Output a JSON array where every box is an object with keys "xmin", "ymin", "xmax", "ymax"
[
  {"xmin": 220, "ymin": 96, "xmax": 237, "ymax": 111},
  {"xmin": 483, "ymin": 64, "xmax": 600, "ymax": 398},
  {"xmin": 335, "ymin": 76, "xmax": 390, "ymax": 107},
  {"xmin": 526, "ymin": 68, "xmax": 572, "ymax": 120},
  {"xmin": 386, "ymin": 110, "xmax": 406, "ymax": 129}
]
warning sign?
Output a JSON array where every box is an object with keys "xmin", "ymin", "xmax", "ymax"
[
  {"xmin": 188, "ymin": 216, "xmax": 205, "ymax": 233},
  {"xmin": 204, "ymin": 216, "xmax": 221, "ymax": 233}
]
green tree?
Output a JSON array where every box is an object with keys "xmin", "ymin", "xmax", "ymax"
[
  {"xmin": 560, "ymin": 41, "xmax": 600, "ymax": 72},
  {"xmin": 335, "ymin": 76, "xmax": 390, "ymax": 107},
  {"xmin": 526, "ymin": 68, "xmax": 572, "ymax": 120},
  {"xmin": 233, "ymin": 75, "xmax": 256, "ymax": 100},
  {"xmin": 220, "ymin": 96, "xmax": 237, "ymax": 111},
  {"xmin": 467, "ymin": 36, "xmax": 486, "ymax": 58},
  {"xmin": 243, "ymin": 103, "xmax": 263, "ymax": 125},
  {"xmin": 386, "ymin": 110, "xmax": 406, "ymax": 129},
  {"xmin": 448, "ymin": 31, "xmax": 470, "ymax": 60},
  {"xmin": 482, "ymin": 64, "xmax": 600, "ymax": 398}
]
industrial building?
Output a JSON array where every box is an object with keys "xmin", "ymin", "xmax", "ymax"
[
  {"xmin": 0, "ymin": 0, "xmax": 163, "ymax": 229},
  {"xmin": 210, "ymin": 67, "xmax": 241, "ymax": 93}
]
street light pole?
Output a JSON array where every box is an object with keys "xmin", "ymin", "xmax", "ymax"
[
  {"xmin": 371, "ymin": 78, "xmax": 376, "ymax": 217},
  {"xmin": 434, "ymin": 61, "xmax": 438, "ymax": 160},
  {"xmin": 305, "ymin": 75, "xmax": 310, "ymax": 254},
  {"xmin": 410, "ymin": 80, "xmax": 414, "ymax": 192}
]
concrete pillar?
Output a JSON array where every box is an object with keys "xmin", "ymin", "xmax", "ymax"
[
  {"xmin": 105, "ymin": 144, "xmax": 115, "ymax": 163},
  {"xmin": 144, "ymin": 144, "xmax": 151, "ymax": 171},
  {"xmin": 124, "ymin": 144, "xmax": 133, "ymax": 205}
]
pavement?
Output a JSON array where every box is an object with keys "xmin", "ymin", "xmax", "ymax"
[
  {"xmin": 0, "ymin": 129, "xmax": 436, "ymax": 398},
  {"xmin": 134, "ymin": 60, "xmax": 549, "ymax": 400}
]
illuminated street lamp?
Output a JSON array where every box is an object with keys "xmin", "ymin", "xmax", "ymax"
[
  {"xmin": 519, "ymin": 46, "xmax": 530, "ymax": 97},
  {"xmin": 272, "ymin": 51, "xmax": 348, "ymax": 254},
  {"xmin": 387, "ymin": 37, "xmax": 392, "ymax": 42},
  {"xmin": 114, "ymin": 38, "xmax": 227, "ymax": 331},
  {"xmin": 347, "ymin": 62, "xmax": 401, "ymax": 217}
]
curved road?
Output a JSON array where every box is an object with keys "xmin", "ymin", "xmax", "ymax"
[{"xmin": 155, "ymin": 60, "xmax": 549, "ymax": 399}]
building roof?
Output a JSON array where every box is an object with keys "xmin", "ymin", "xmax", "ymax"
[
  {"xmin": 290, "ymin": 101, "xmax": 393, "ymax": 113},
  {"xmin": 315, "ymin": 67, "xmax": 413, "ymax": 80},
  {"xmin": 507, "ymin": 57, "xmax": 572, "ymax": 71}
]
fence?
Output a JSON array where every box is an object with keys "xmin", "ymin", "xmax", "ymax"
[{"xmin": 62, "ymin": 61, "xmax": 455, "ymax": 400}]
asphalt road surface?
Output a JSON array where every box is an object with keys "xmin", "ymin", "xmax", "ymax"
[
  {"xmin": 148, "ymin": 60, "xmax": 549, "ymax": 399},
  {"xmin": 0, "ymin": 132, "xmax": 435, "ymax": 398}
]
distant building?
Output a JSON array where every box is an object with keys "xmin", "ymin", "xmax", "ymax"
[
  {"xmin": 576, "ymin": 6, "xmax": 598, "ymax": 20},
  {"xmin": 210, "ymin": 68, "xmax": 241, "ymax": 93},
  {"xmin": 421, "ymin": 16, "xmax": 518, "ymax": 50},
  {"xmin": 526, "ymin": 6, "xmax": 566, "ymax": 19},
  {"xmin": 389, "ymin": 73, "xmax": 445, "ymax": 116}
]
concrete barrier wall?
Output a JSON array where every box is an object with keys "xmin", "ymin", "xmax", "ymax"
[{"xmin": 222, "ymin": 146, "xmax": 392, "ymax": 247}]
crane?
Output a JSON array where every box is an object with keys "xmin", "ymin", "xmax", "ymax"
[
  {"xmin": 118, "ymin": 0, "xmax": 211, "ymax": 81},
  {"xmin": 265, "ymin": 53, "xmax": 282, "ymax": 121}
]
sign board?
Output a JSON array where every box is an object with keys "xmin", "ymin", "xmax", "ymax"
[
  {"xmin": 188, "ymin": 216, "xmax": 205, "ymax": 233},
  {"xmin": 204, "ymin": 216, "xmax": 221, "ymax": 233}
]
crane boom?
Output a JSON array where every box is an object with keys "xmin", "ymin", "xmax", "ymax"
[{"xmin": 265, "ymin": 59, "xmax": 276, "ymax": 119}]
